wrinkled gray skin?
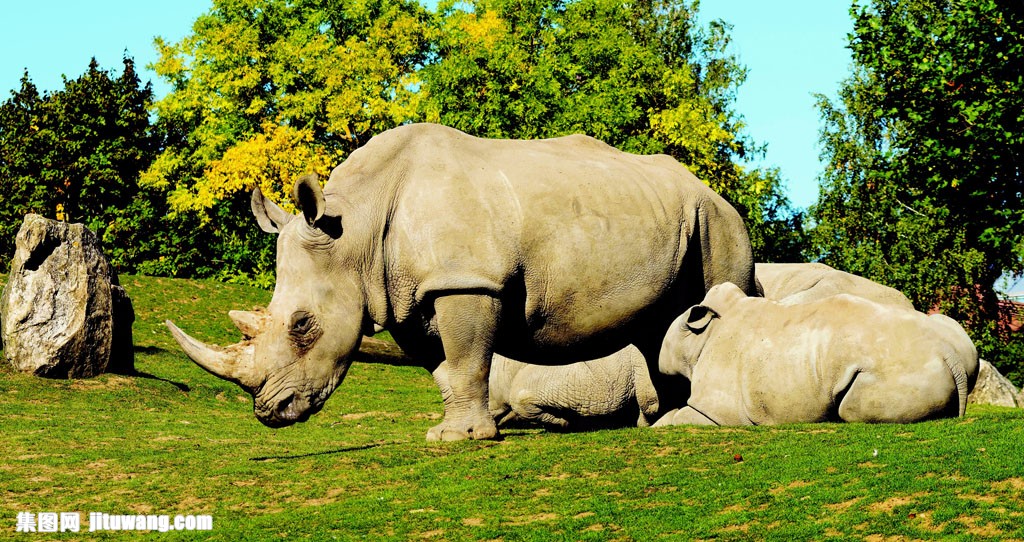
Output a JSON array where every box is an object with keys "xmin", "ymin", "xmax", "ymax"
[
  {"xmin": 755, "ymin": 262, "xmax": 915, "ymax": 310},
  {"xmin": 433, "ymin": 346, "xmax": 660, "ymax": 430},
  {"xmin": 655, "ymin": 282, "xmax": 980, "ymax": 426},
  {"xmin": 167, "ymin": 123, "xmax": 757, "ymax": 440}
]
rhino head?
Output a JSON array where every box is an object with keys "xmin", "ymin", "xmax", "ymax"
[
  {"xmin": 659, "ymin": 282, "xmax": 747, "ymax": 378},
  {"xmin": 167, "ymin": 175, "xmax": 372, "ymax": 427}
]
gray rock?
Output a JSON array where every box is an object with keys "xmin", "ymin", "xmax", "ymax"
[
  {"xmin": 0, "ymin": 214, "xmax": 134, "ymax": 377},
  {"xmin": 967, "ymin": 359, "xmax": 1024, "ymax": 408}
]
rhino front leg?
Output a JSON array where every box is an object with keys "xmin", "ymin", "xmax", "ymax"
[{"xmin": 427, "ymin": 294, "xmax": 501, "ymax": 441}]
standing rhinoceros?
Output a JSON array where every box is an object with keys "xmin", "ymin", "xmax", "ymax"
[
  {"xmin": 166, "ymin": 123, "xmax": 757, "ymax": 441},
  {"xmin": 655, "ymin": 282, "xmax": 979, "ymax": 426}
]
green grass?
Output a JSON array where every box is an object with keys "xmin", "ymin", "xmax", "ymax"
[{"xmin": 3, "ymin": 275, "xmax": 1024, "ymax": 540}]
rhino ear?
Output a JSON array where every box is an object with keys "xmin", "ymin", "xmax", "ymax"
[
  {"xmin": 684, "ymin": 305, "xmax": 717, "ymax": 333},
  {"xmin": 251, "ymin": 187, "xmax": 294, "ymax": 234},
  {"xmin": 292, "ymin": 173, "xmax": 326, "ymax": 227}
]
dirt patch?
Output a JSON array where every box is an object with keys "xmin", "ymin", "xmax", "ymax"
[
  {"xmin": 867, "ymin": 492, "xmax": 929, "ymax": 514},
  {"xmin": 462, "ymin": 517, "xmax": 485, "ymax": 526},
  {"xmin": 505, "ymin": 513, "xmax": 557, "ymax": 526},
  {"xmin": 152, "ymin": 435, "xmax": 187, "ymax": 442},
  {"xmin": 71, "ymin": 375, "xmax": 136, "ymax": 391},
  {"xmin": 130, "ymin": 503, "xmax": 154, "ymax": 514},
  {"xmin": 770, "ymin": 480, "xmax": 812, "ymax": 495},
  {"xmin": 825, "ymin": 497, "xmax": 862, "ymax": 513},
  {"xmin": 718, "ymin": 522, "xmax": 750, "ymax": 533},
  {"xmin": 910, "ymin": 511, "xmax": 945, "ymax": 533},
  {"xmin": 303, "ymin": 488, "xmax": 345, "ymax": 507},
  {"xmin": 959, "ymin": 515, "xmax": 1002, "ymax": 537},
  {"xmin": 994, "ymin": 477, "xmax": 1024, "ymax": 491}
]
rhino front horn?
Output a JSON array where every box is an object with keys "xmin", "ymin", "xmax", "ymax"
[{"xmin": 165, "ymin": 320, "xmax": 262, "ymax": 392}]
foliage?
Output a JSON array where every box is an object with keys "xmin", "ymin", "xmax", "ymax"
[
  {"xmin": 2, "ymin": 274, "xmax": 1024, "ymax": 540},
  {"xmin": 811, "ymin": 0, "xmax": 1024, "ymax": 370},
  {"xmin": 135, "ymin": 0, "xmax": 433, "ymax": 282},
  {"xmin": 422, "ymin": 0, "xmax": 805, "ymax": 262},
  {"xmin": 144, "ymin": 0, "xmax": 431, "ymax": 209},
  {"xmin": 0, "ymin": 58, "xmax": 157, "ymax": 272}
]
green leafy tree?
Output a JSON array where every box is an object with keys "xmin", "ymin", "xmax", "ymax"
[
  {"xmin": 0, "ymin": 57, "xmax": 158, "ymax": 272},
  {"xmin": 422, "ymin": 0, "xmax": 805, "ymax": 261},
  {"xmin": 142, "ymin": 0, "xmax": 432, "ymax": 282},
  {"xmin": 811, "ymin": 0, "xmax": 1024, "ymax": 376}
]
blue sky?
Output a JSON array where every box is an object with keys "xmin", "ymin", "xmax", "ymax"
[{"xmin": 0, "ymin": 0, "xmax": 853, "ymax": 209}]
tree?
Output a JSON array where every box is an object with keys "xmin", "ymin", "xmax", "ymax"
[
  {"xmin": 144, "ymin": 0, "xmax": 431, "ymax": 208},
  {"xmin": 0, "ymin": 57, "xmax": 157, "ymax": 271},
  {"xmin": 422, "ymin": 0, "xmax": 805, "ymax": 261},
  {"xmin": 811, "ymin": 0, "xmax": 1024, "ymax": 375},
  {"xmin": 140, "ymin": 0, "xmax": 432, "ymax": 282}
]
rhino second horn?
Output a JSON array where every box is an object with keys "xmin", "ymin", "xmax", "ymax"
[
  {"xmin": 165, "ymin": 320, "xmax": 262, "ymax": 392},
  {"xmin": 229, "ymin": 309, "xmax": 266, "ymax": 339}
]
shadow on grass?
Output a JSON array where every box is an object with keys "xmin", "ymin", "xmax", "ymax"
[
  {"xmin": 134, "ymin": 371, "xmax": 191, "ymax": 392},
  {"xmin": 249, "ymin": 442, "xmax": 402, "ymax": 462},
  {"xmin": 111, "ymin": 365, "xmax": 192, "ymax": 392}
]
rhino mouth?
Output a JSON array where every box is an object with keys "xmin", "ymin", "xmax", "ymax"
[{"xmin": 256, "ymin": 391, "xmax": 325, "ymax": 428}]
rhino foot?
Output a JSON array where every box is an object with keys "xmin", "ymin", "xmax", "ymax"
[{"xmin": 426, "ymin": 415, "xmax": 499, "ymax": 442}]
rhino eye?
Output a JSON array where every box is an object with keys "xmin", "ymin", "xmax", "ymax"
[
  {"xmin": 289, "ymin": 311, "xmax": 321, "ymax": 350},
  {"xmin": 291, "ymin": 313, "xmax": 313, "ymax": 334}
]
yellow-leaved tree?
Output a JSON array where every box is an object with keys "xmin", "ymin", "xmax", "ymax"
[{"xmin": 142, "ymin": 0, "xmax": 430, "ymax": 281}]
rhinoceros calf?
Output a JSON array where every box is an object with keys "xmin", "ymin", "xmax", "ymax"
[
  {"xmin": 655, "ymin": 282, "xmax": 979, "ymax": 426},
  {"xmin": 167, "ymin": 123, "xmax": 757, "ymax": 441},
  {"xmin": 431, "ymin": 346, "xmax": 661, "ymax": 430}
]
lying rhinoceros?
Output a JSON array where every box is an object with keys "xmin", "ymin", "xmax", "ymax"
[
  {"xmin": 755, "ymin": 262, "xmax": 915, "ymax": 310},
  {"xmin": 655, "ymin": 282, "xmax": 979, "ymax": 426},
  {"xmin": 449, "ymin": 345, "xmax": 659, "ymax": 430},
  {"xmin": 167, "ymin": 123, "xmax": 757, "ymax": 441}
]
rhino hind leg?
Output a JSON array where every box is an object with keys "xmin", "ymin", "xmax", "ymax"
[
  {"xmin": 836, "ymin": 361, "xmax": 960, "ymax": 423},
  {"xmin": 509, "ymin": 389, "xmax": 572, "ymax": 429}
]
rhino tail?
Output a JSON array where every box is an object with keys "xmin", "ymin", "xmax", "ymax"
[{"xmin": 943, "ymin": 354, "xmax": 969, "ymax": 417}]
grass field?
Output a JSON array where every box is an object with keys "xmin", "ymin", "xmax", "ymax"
[{"xmin": 2, "ymin": 275, "xmax": 1024, "ymax": 540}]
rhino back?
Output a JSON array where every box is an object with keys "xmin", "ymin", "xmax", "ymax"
[
  {"xmin": 756, "ymin": 263, "xmax": 914, "ymax": 310},
  {"xmin": 345, "ymin": 124, "xmax": 742, "ymax": 359}
]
